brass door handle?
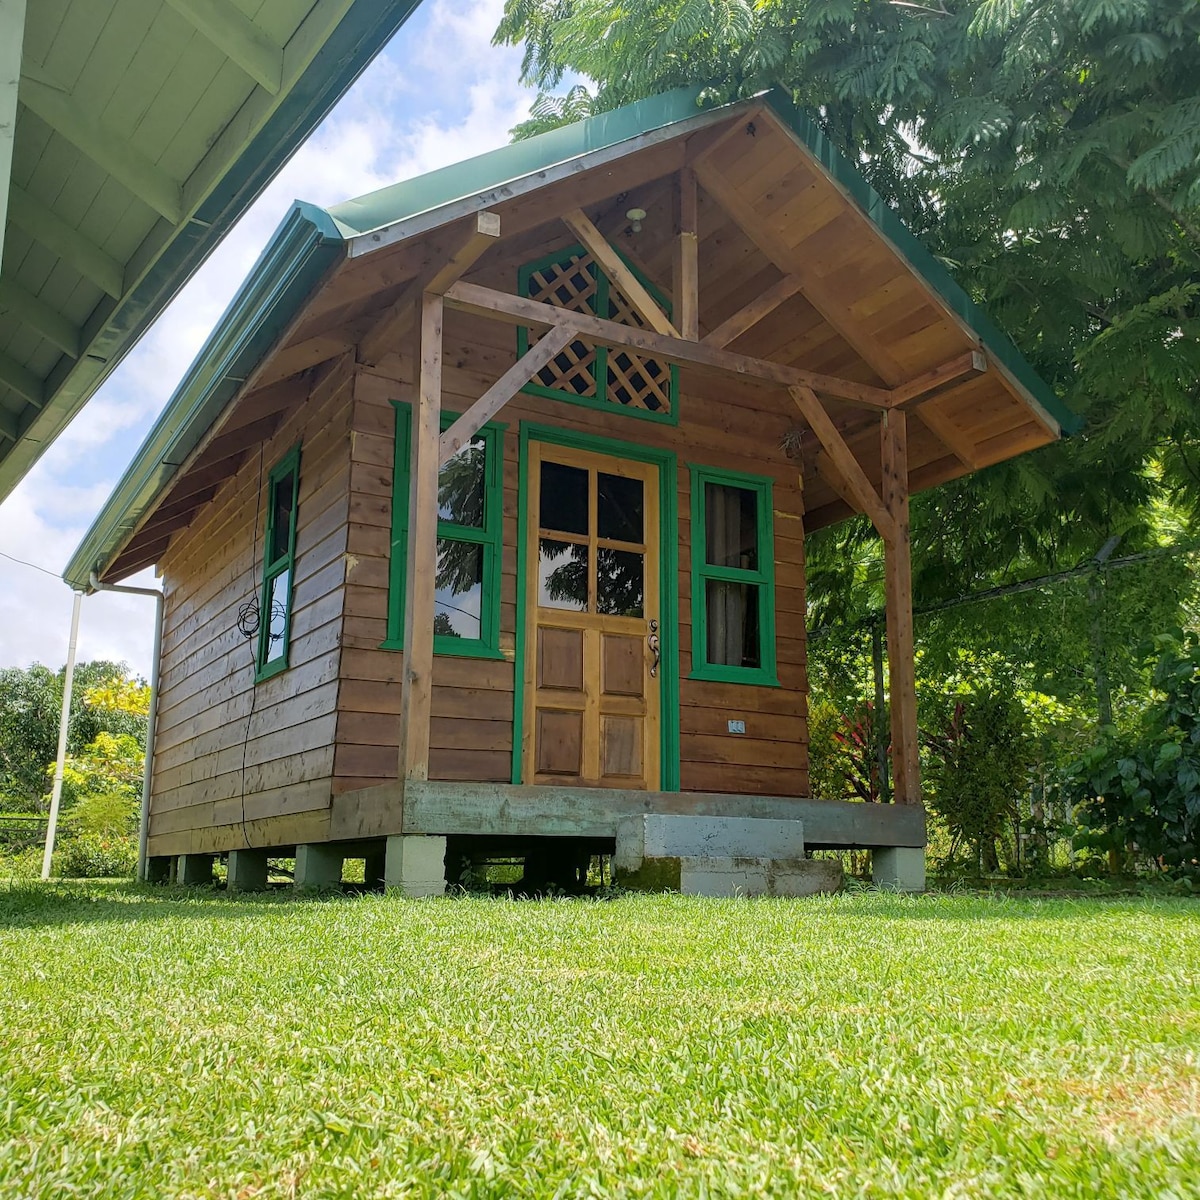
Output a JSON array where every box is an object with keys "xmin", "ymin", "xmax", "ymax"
[{"xmin": 648, "ymin": 619, "xmax": 660, "ymax": 677}]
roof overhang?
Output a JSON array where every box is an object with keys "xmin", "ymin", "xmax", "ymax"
[
  {"xmin": 0, "ymin": 0, "xmax": 423, "ymax": 504},
  {"xmin": 65, "ymin": 84, "xmax": 1080, "ymax": 590}
]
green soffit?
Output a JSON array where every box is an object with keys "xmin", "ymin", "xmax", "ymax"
[{"xmin": 64, "ymin": 85, "xmax": 1076, "ymax": 590}]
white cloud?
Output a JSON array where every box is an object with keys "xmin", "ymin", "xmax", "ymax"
[{"xmin": 0, "ymin": 0, "xmax": 536, "ymax": 676}]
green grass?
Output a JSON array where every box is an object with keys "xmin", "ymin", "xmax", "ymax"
[{"xmin": 0, "ymin": 884, "xmax": 1197, "ymax": 1198}]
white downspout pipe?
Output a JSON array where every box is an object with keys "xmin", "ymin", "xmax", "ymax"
[
  {"xmin": 89, "ymin": 572, "xmax": 164, "ymax": 882},
  {"xmin": 41, "ymin": 589, "xmax": 83, "ymax": 880}
]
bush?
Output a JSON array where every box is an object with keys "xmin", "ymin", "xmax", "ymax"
[
  {"xmin": 1058, "ymin": 632, "xmax": 1200, "ymax": 873},
  {"xmin": 54, "ymin": 832, "xmax": 136, "ymax": 879}
]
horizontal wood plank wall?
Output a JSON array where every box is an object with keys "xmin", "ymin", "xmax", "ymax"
[
  {"xmin": 146, "ymin": 371, "xmax": 354, "ymax": 857},
  {"xmin": 338, "ymin": 301, "xmax": 809, "ymax": 800}
]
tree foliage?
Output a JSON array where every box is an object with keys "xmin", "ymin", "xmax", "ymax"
[{"xmin": 0, "ymin": 662, "xmax": 147, "ymax": 808}]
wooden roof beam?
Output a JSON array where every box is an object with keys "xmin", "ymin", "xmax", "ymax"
[
  {"xmin": 790, "ymin": 385, "xmax": 894, "ymax": 540},
  {"xmin": 889, "ymin": 350, "xmax": 986, "ymax": 409},
  {"xmin": 7, "ymin": 186, "xmax": 124, "ymax": 298},
  {"xmin": 703, "ymin": 273, "xmax": 805, "ymax": 349},
  {"xmin": 359, "ymin": 211, "xmax": 501, "ymax": 366},
  {"xmin": 20, "ymin": 72, "xmax": 183, "ymax": 223},
  {"xmin": 914, "ymin": 404, "xmax": 981, "ymax": 470},
  {"xmin": 692, "ymin": 158, "xmax": 906, "ymax": 386},
  {"xmin": 0, "ymin": 278, "xmax": 82, "ymax": 357},
  {"xmin": 0, "ymin": 406, "xmax": 19, "ymax": 443},
  {"xmin": 564, "ymin": 208, "xmax": 680, "ymax": 338},
  {"xmin": 163, "ymin": 0, "xmax": 284, "ymax": 94},
  {"xmin": 443, "ymin": 280, "xmax": 892, "ymax": 410}
]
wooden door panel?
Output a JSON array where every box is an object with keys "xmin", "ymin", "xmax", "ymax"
[
  {"xmin": 536, "ymin": 710, "xmax": 584, "ymax": 775},
  {"xmin": 602, "ymin": 633, "xmax": 645, "ymax": 698},
  {"xmin": 601, "ymin": 715, "xmax": 643, "ymax": 778},
  {"xmin": 538, "ymin": 626, "xmax": 585, "ymax": 691}
]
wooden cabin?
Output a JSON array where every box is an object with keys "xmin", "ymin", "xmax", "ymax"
[{"xmin": 65, "ymin": 87, "xmax": 1075, "ymax": 895}]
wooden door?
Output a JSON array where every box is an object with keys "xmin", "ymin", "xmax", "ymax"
[{"xmin": 523, "ymin": 442, "xmax": 661, "ymax": 789}]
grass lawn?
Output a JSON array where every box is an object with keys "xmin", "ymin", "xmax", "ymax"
[{"xmin": 0, "ymin": 884, "xmax": 1197, "ymax": 1198}]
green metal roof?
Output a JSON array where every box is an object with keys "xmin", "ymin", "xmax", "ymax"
[
  {"xmin": 65, "ymin": 84, "xmax": 1078, "ymax": 590},
  {"xmin": 0, "ymin": 0, "xmax": 424, "ymax": 504}
]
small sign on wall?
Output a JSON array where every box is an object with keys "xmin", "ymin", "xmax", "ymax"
[{"xmin": 727, "ymin": 719, "xmax": 746, "ymax": 735}]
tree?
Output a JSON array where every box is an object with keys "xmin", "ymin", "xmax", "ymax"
[
  {"xmin": 495, "ymin": 0, "xmax": 1200, "ymax": 566},
  {"xmin": 0, "ymin": 662, "xmax": 148, "ymax": 809}
]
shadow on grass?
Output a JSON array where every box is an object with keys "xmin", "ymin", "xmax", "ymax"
[
  {"xmin": 0, "ymin": 878, "xmax": 361, "ymax": 929},
  {"xmin": 1, "ymin": 877, "xmax": 1194, "ymax": 930}
]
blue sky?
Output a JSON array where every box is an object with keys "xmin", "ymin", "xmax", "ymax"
[{"xmin": 0, "ymin": 0, "xmax": 540, "ymax": 677}]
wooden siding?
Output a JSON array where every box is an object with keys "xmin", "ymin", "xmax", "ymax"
[
  {"xmin": 335, "ymin": 297, "xmax": 809, "ymax": 801},
  {"xmin": 146, "ymin": 367, "xmax": 353, "ymax": 857}
]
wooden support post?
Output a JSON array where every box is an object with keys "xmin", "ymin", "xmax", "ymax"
[
  {"xmin": 880, "ymin": 410, "xmax": 920, "ymax": 806},
  {"xmin": 674, "ymin": 167, "xmax": 699, "ymax": 340},
  {"xmin": 398, "ymin": 294, "xmax": 443, "ymax": 783}
]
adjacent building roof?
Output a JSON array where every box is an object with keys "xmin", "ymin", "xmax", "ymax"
[
  {"xmin": 0, "ymin": 0, "xmax": 424, "ymax": 503},
  {"xmin": 64, "ymin": 85, "xmax": 1079, "ymax": 590}
]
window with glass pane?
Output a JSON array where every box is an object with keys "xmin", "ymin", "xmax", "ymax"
[
  {"xmin": 689, "ymin": 466, "xmax": 777, "ymax": 685},
  {"xmin": 256, "ymin": 445, "xmax": 301, "ymax": 680},
  {"xmin": 386, "ymin": 405, "xmax": 504, "ymax": 658}
]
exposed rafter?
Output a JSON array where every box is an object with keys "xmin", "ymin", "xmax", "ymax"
[
  {"xmin": 0, "ymin": 278, "xmax": 82, "ymax": 356},
  {"xmin": 0, "ymin": 351, "xmax": 43, "ymax": 407},
  {"xmin": 703, "ymin": 274, "xmax": 805, "ymax": 349},
  {"xmin": 19, "ymin": 74, "xmax": 184, "ymax": 223},
  {"xmin": 443, "ymin": 280, "xmax": 893, "ymax": 410},
  {"xmin": 7, "ymin": 186, "xmax": 124, "ymax": 298},
  {"xmin": 163, "ymin": 0, "xmax": 284, "ymax": 94},
  {"xmin": 914, "ymin": 403, "xmax": 981, "ymax": 470},
  {"xmin": 693, "ymin": 159, "xmax": 907, "ymax": 386},
  {"xmin": 0, "ymin": 0, "xmax": 23, "ymax": 279},
  {"xmin": 0, "ymin": 406, "xmax": 18, "ymax": 443},
  {"xmin": 891, "ymin": 350, "xmax": 986, "ymax": 409},
  {"xmin": 563, "ymin": 208, "xmax": 679, "ymax": 338}
]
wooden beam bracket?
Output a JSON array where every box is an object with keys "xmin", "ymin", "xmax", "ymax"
[
  {"xmin": 889, "ymin": 349, "xmax": 987, "ymax": 410},
  {"xmin": 563, "ymin": 207, "xmax": 680, "ymax": 338},
  {"xmin": 439, "ymin": 324, "xmax": 577, "ymax": 465}
]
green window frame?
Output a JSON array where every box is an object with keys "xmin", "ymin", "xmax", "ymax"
[
  {"xmin": 384, "ymin": 402, "xmax": 505, "ymax": 660},
  {"xmin": 516, "ymin": 242, "xmax": 680, "ymax": 425},
  {"xmin": 688, "ymin": 464, "xmax": 778, "ymax": 687},
  {"xmin": 256, "ymin": 443, "xmax": 301, "ymax": 682}
]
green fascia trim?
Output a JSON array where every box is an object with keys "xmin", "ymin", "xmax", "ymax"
[
  {"xmin": 758, "ymin": 91, "xmax": 1080, "ymax": 436},
  {"xmin": 688, "ymin": 462, "xmax": 779, "ymax": 689},
  {"xmin": 385, "ymin": 403, "xmax": 505, "ymax": 660},
  {"xmin": 512, "ymin": 421, "xmax": 680, "ymax": 791},
  {"xmin": 4, "ymin": 0, "xmax": 423, "ymax": 507},
  {"xmin": 64, "ymin": 203, "xmax": 344, "ymax": 589},
  {"xmin": 516, "ymin": 243, "xmax": 680, "ymax": 426},
  {"xmin": 328, "ymin": 86, "xmax": 730, "ymax": 240}
]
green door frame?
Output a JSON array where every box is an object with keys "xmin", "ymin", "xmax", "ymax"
[{"xmin": 513, "ymin": 421, "xmax": 681, "ymax": 790}]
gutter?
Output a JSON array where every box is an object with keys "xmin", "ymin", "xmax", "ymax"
[{"xmin": 88, "ymin": 573, "xmax": 164, "ymax": 883}]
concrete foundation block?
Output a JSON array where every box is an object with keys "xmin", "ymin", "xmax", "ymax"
[
  {"xmin": 294, "ymin": 843, "xmax": 344, "ymax": 890},
  {"xmin": 872, "ymin": 846, "xmax": 926, "ymax": 893},
  {"xmin": 384, "ymin": 835, "xmax": 446, "ymax": 897},
  {"xmin": 145, "ymin": 856, "xmax": 173, "ymax": 884},
  {"xmin": 618, "ymin": 855, "xmax": 842, "ymax": 898},
  {"xmin": 177, "ymin": 853, "xmax": 214, "ymax": 886},
  {"xmin": 227, "ymin": 848, "xmax": 269, "ymax": 892},
  {"xmin": 615, "ymin": 814, "xmax": 805, "ymax": 871}
]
